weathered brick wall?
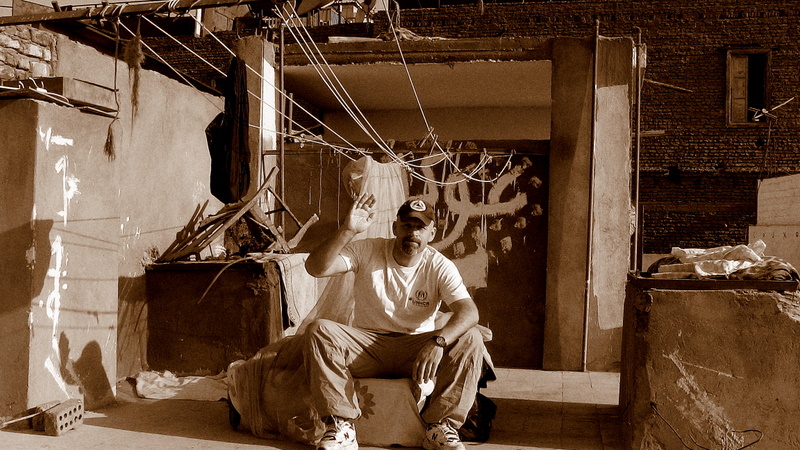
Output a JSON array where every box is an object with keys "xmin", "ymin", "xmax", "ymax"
[
  {"xmin": 372, "ymin": 1, "xmax": 800, "ymax": 253},
  {"xmin": 0, "ymin": 25, "xmax": 56, "ymax": 80}
]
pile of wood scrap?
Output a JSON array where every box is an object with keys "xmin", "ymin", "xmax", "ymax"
[{"xmin": 157, "ymin": 168, "xmax": 318, "ymax": 263}]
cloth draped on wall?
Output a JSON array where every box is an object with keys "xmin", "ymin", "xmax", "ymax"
[
  {"xmin": 206, "ymin": 56, "xmax": 251, "ymax": 204},
  {"xmin": 227, "ymin": 157, "xmax": 410, "ymax": 443}
]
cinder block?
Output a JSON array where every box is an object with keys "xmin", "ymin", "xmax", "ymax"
[{"xmin": 43, "ymin": 399, "xmax": 84, "ymax": 436}]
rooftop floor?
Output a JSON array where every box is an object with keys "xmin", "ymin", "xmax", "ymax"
[{"xmin": 1, "ymin": 368, "xmax": 621, "ymax": 450}]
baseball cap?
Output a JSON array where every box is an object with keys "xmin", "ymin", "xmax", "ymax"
[{"xmin": 397, "ymin": 198, "xmax": 435, "ymax": 225}]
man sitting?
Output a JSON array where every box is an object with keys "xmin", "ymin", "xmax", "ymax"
[{"xmin": 304, "ymin": 193, "xmax": 487, "ymax": 450}]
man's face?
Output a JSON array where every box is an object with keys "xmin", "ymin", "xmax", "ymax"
[{"xmin": 393, "ymin": 217, "xmax": 436, "ymax": 257}]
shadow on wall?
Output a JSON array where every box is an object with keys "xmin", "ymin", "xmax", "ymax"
[
  {"xmin": 59, "ymin": 333, "xmax": 114, "ymax": 409},
  {"xmin": 0, "ymin": 220, "xmax": 54, "ymax": 314},
  {"xmin": 117, "ymin": 275, "xmax": 148, "ymax": 379}
]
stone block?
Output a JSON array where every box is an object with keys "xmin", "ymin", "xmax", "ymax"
[
  {"xmin": 0, "ymin": 33, "xmax": 21, "ymax": 50},
  {"xmin": 21, "ymin": 43, "xmax": 43, "ymax": 59},
  {"xmin": 31, "ymin": 62, "xmax": 50, "ymax": 78},
  {"xmin": 621, "ymin": 285, "xmax": 800, "ymax": 449}
]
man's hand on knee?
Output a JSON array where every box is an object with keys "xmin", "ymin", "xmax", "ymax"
[{"xmin": 413, "ymin": 341, "xmax": 444, "ymax": 384}]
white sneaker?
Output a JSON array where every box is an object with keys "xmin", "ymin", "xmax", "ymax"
[
  {"xmin": 423, "ymin": 422, "xmax": 465, "ymax": 450},
  {"xmin": 316, "ymin": 416, "xmax": 358, "ymax": 450}
]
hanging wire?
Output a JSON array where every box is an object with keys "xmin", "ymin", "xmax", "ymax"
[
  {"xmin": 382, "ymin": 4, "xmax": 431, "ymax": 132},
  {"xmin": 136, "ymin": 3, "xmax": 517, "ymax": 186},
  {"xmin": 186, "ymin": 12, "xmax": 369, "ymax": 156},
  {"xmin": 275, "ymin": 5, "xmax": 395, "ymax": 155},
  {"xmin": 275, "ymin": 5, "xmax": 516, "ymax": 185}
]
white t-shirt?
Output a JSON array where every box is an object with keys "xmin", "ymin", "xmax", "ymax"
[{"xmin": 340, "ymin": 238, "xmax": 470, "ymax": 334}]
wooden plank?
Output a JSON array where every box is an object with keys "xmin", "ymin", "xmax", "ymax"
[
  {"xmin": 162, "ymin": 168, "xmax": 278, "ymax": 261},
  {"xmin": 248, "ymin": 205, "xmax": 290, "ymax": 252},
  {"xmin": 287, "ymin": 213, "xmax": 319, "ymax": 249},
  {"xmin": 629, "ymin": 274, "xmax": 798, "ymax": 292},
  {"xmin": 158, "ymin": 200, "xmax": 208, "ymax": 262}
]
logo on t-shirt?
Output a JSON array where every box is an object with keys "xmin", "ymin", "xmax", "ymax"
[{"xmin": 410, "ymin": 289, "xmax": 430, "ymax": 307}]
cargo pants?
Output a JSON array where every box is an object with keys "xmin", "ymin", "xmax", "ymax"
[{"xmin": 303, "ymin": 318, "xmax": 485, "ymax": 428}]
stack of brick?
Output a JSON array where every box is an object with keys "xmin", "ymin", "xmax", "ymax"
[{"xmin": 0, "ymin": 25, "xmax": 55, "ymax": 81}]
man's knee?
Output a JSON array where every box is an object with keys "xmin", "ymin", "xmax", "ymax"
[
  {"xmin": 451, "ymin": 326, "xmax": 485, "ymax": 357},
  {"xmin": 308, "ymin": 318, "xmax": 349, "ymax": 337}
]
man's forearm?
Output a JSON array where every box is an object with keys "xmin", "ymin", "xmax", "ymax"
[
  {"xmin": 437, "ymin": 299, "xmax": 479, "ymax": 346},
  {"xmin": 304, "ymin": 226, "xmax": 357, "ymax": 277}
]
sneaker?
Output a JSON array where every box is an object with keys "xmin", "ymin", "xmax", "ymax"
[
  {"xmin": 423, "ymin": 422, "xmax": 465, "ymax": 450},
  {"xmin": 316, "ymin": 416, "xmax": 358, "ymax": 450}
]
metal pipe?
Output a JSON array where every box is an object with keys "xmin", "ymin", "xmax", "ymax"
[
  {"xmin": 582, "ymin": 19, "xmax": 601, "ymax": 372},
  {"xmin": 279, "ymin": 21, "xmax": 286, "ymax": 231},
  {"xmin": 632, "ymin": 27, "xmax": 643, "ymax": 272}
]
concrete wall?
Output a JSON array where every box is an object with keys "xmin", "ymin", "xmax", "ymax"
[
  {"xmin": 50, "ymin": 37, "xmax": 225, "ymax": 380},
  {"xmin": 0, "ymin": 99, "xmax": 118, "ymax": 413},
  {"xmin": 621, "ymin": 286, "xmax": 800, "ymax": 449},
  {"xmin": 588, "ymin": 38, "xmax": 633, "ymax": 370},
  {"xmin": 543, "ymin": 37, "xmax": 594, "ymax": 371},
  {"xmin": 0, "ymin": 29, "xmax": 226, "ymax": 416}
]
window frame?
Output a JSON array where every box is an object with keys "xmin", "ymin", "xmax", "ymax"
[{"xmin": 726, "ymin": 48, "xmax": 771, "ymax": 127}]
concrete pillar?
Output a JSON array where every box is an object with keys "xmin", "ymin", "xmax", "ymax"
[
  {"xmin": 544, "ymin": 37, "xmax": 633, "ymax": 371},
  {"xmin": 544, "ymin": 37, "xmax": 594, "ymax": 371}
]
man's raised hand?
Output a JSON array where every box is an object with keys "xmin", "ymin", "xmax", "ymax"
[{"xmin": 344, "ymin": 193, "xmax": 377, "ymax": 234}]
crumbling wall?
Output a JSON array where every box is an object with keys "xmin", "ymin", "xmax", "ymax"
[
  {"xmin": 0, "ymin": 25, "xmax": 55, "ymax": 80},
  {"xmin": 621, "ymin": 287, "xmax": 800, "ymax": 449}
]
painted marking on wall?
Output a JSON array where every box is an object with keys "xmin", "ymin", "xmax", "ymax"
[
  {"xmin": 420, "ymin": 155, "xmax": 531, "ymax": 289},
  {"xmin": 38, "ymin": 126, "xmax": 74, "ymax": 151},
  {"xmin": 44, "ymin": 357, "xmax": 70, "ymax": 396},
  {"xmin": 44, "ymin": 235, "xmax": 70, "ymax": 394},
  {"xmin": 55, "ymin": 156, "xmax": 81, "ymax": 225},
  {"xmin": 665, "ymin": 350, "xmax": 737, "ymax": 445}
]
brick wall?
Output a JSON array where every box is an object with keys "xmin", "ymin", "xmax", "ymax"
[
  {"xmin": 372, "ymin": 1, "xmax": 800, "ymax": 253},
  {"xmin": 0, "ymin": 25, "xmax": 56, "ymax": 80}
]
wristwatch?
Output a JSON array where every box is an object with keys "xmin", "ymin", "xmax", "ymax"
[{"xmin": 432, "ymin": 336, "xmax": 447, "ymax": 348}]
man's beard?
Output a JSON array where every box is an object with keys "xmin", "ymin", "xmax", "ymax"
[{"xmin": 400, "ymin": 238, "xmax": 422, "ymax": 256}]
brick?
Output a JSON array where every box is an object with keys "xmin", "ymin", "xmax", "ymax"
[{"xmin": 42, "ymin": 398, "xmax": 84, "ymax": 436}]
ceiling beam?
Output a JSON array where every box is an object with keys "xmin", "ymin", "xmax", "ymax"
[{"xmin": 0, "ymin": 0, "xmax": 269, "ymax": 26}]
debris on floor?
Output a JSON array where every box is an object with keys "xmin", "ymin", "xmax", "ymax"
[{"xmin": 1, "ymin": 398, "xmax": 84, "ymax": 436}]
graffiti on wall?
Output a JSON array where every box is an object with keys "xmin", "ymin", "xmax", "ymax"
[{"xmin": 408, "ymin": 153, "xmax": 546, "ymax": 290}]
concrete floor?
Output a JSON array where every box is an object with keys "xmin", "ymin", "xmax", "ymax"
[{"xmin": 0, "ymin": 368, "xmax": 621, "ymax": 450}]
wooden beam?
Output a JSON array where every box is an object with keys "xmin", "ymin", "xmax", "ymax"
[{"xmin": 0, "ymin": 0, "xmax": 267, "ymax": 26}]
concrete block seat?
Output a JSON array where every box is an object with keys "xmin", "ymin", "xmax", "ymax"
[{"xmin": 353, "ymin": 377, "xmax": 432, "ymax": 447}]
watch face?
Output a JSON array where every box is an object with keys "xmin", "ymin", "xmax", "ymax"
[{"xmin": 434, "ymin": 336, "xmax": 447, "ymax": 347}]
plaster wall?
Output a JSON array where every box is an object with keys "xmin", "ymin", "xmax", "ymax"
[
  {"xmin": 621, "ymin": 287, "xmax": 800, "ymax": 449},
  {"xmin": 749, "ymin": 173, "xmax": 800, "ymax": 280},
  {"xmin": 755, "ymin": 173, "xmax": 800, "ymax": 226},
  {"xmin": 52, "ymin": 37, "xmax": 224, "ymax": 379},
  {"xmin": 749, "ymin": 226, "xmax": 800, "ymax": 272},
  {"xmin": 0, "ymin": 99, "xmax": 118, "ymax": 413}
]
